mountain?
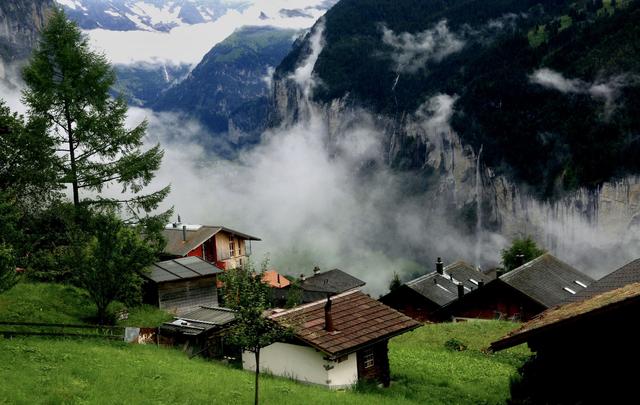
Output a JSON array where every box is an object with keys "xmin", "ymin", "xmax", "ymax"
[
  {"xmin": 154, "ymin": 26, "xmax": 299, "ymax": 146},
  {"xmin": 275, "ymin": 0, "xmax": 640, "ymax": 196},
  {"xmin": 0, "ymin": 0, "xmax": 53, "ymax": 66},
  {"xmin": 112, "ymin": 62, "xmax": 190, "ymax": 106},
  {"xmin": 55, "ymin": 0, "xmax": 235, "ymax": 32}
]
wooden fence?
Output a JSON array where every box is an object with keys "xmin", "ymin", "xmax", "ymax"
[{"xmin": 0, "ymin": 321, "xmax": 125, "ymax": 340}]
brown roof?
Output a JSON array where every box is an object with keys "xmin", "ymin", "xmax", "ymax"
[
  {"xmin": 270, "ymin": 290, "xmax": 421, "ymax": 358},
  {"xmin": 163, "ymin": 225, "xmax": 261, "ymax": 257},
  {"xmin": 262, "ymin": 270, "xmax": 291, "ymax": 288},
  {"xmin": 490, "ymin": 282, "xmax": 640, "ymax": 351}
]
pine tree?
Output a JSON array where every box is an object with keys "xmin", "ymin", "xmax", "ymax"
[{"xmin": 22, "ymin": 9, "xmax": 169, "ymax": 221}]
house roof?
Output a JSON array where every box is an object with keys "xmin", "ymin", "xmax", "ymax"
[
  {"xmin": 270, "ymin": 290, "xmax": 421, "ymax": 358},
  {"xmin": 146, "ymin": 256, "xmax": 222, "ymax": 283},
  {"xmin": 262, "ymin": 270, "xmax": 291, "ymax": 289},
  {"xmin": 569, "ymin": 258, "xmax": 640, "ymax": 302},
  {"xmin": 499, "ymin": 253, "xmax": 594, "ymax": 308},
  {"xmin": 300, "ymin": 269, "xmax": 365, "ymax": 294},
  {"xmin": 490, "ymin": 282, "xmax": 640, "ymax": 351},
  {"xmin": 162, "ymin": 225, "xmax": 261, "ymax": 257},
  {"xmin": 402, "ymin": 261, "xmax": 491, "ymax": 307},
  {"xmin": 161, "ymin": 306, "xmax": 236, "ymax": 336}
]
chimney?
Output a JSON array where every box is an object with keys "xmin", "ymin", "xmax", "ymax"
[
  {"xmin": 177, "ymin": 214, "xmax": 181, "ymax": 223},
  {"xmin": 313, "ymin": 266, "xmax": 320, "ymax": 275},
  {"xmin": 516, "ymin": 253, "xmax": 525, "ymax": 267},
  {"xmin": 496, "ymin": 269, "xmax": 504, "ymax": 279},
  {"xmin": 324, "ymin": 295, "xmax": 335, "ymax": 333},
  {"xmin": 182, "ymin": 225, "xmax": 187, "ymax": 242},
  {"xmin": 457, "ymin": 284, "xmax": 464, "ymax": 299},
  {"xmin": 300, "ymin": 274, "xmax": 306, "ymax": 282},
  {"xmin": 436, "ymin": 257, "xmax": 444, "ymax": 274},
  {"xmin": 277, "ymin": 273, "xmax": 281, "ymax": 285},
  {"xmin": 478, "ymin": 280, "xmax": 485, "ymax": 288}
]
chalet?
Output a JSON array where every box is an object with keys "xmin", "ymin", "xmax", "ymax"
[
  {"xmin": 490, "ymin": 282, "xmax": 640, "ymax": 404},
  {"xmin": 568, "ymin": 257, "xmax": 640, "ymax": 302},
  {"xmin": 160, "ymin": 306, "xmax": 236, "ymax": 358},
  {"xmin": 272, "ymin": 267, "xmax": 366, "ymax": 306},
  {"xmin": 142, "ymin": 256, "xmax": 222, "ymax": 315},
  {"xmin": 435, "ymin": 253, "xmax": 594, "ymax": 322},
  {"xmin": 242, "ymin": 290, "xmax": 420, "ymax": 389},
  {"xmin": 162, "ymin": 221, "xmax": 261, "ymax": 270},
  {"xmin": 380, "ymin": 258, "xmax": 491, "ymax": 322}
]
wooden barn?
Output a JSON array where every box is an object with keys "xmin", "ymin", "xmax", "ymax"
[
  {"xmin": 143, "ymin": 256, "xmax": 222, "ymax": 315},
  {"xmin": 243, "ymin": 290, "xmax": 420, "ymax": 389},
  {"xmin": 435, "ymin": 254, "xmax": 593, "ymax": 322},
  {"xmin": 380, "ymin": 259, "xmax": 491, "ymax": 322},
  {"xmin": 272, "ymin": 268, "xmax": 365, "ymax": 306},
  {"xmin": 162, "ymin": 221, "xmax": 260, "ymax": 270},
  {"xmin": 491, "ymin": 282, "xmax": 640, "ymax": 404}
]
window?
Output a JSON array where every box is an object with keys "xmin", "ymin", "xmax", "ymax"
[
  {"xmin": 363, "ymin": 350, "xmax": 374, "ymax": 369},
  {"xmin": 574, "ymin": 280, "xmax": 587, "ymax": 288},
  {"xmin": 469, "ymin": 278, "xmax": 479, "ymax": 286},
  {"xmin": 237, "ymin": 242, "xmax": 242, "ymax": 256},
  {"xmin": 229, "ymin": 238, "xmax": 235, "ymax": 258},
  {"xmin": 563, "ymin": 287, "xmax": 576, "ymax": 294}
]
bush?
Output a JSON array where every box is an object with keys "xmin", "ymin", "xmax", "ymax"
[{"xmin": 444, "ymin": 338, "xmax": 468, "ymax": 351}]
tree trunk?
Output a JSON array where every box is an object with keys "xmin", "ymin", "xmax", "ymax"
[
  {"xmin": 64, "ymin": 102, "xmax": 79, "ymax": 207},
  {"xmin": 254, "ymin": 349, "xmax": 260, "ymax": 405}
]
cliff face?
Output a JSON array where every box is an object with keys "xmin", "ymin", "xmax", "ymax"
[{"xmin": 0, "ymin": 0, "xmax": 53, "ymax": 80}]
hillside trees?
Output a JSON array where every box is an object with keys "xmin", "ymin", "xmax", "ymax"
[{"xmin": 22, "ymin": 8, "xmax": 169, "ymax": 222}]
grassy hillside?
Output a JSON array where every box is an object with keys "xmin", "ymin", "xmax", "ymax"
[
  {"xmin": 0, "ymin": 321, "xmax": 528, "ymax": 404},
  {"xmin": 0, "ymin": 282, "xmax": 172, "ymax": 327}
]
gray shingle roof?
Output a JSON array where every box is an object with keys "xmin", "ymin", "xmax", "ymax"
[
  {"xmin": 146, "ymin": 256, "xmax": 222, "ymax": 283},
  {"xmin": 500, "ymin": 253, "xmax": 594, "ymax": 307},
  {"xmin": 569, "ymin": 258, "xmax": 640, "ymax": 302},
  {"xmin": 405, "ymin": 261, "xmax": 491, "ymax": 307},
  {"xmin": 300, "ymin": 269, "xmax": 365, "ymax": 294},
  {"xmin": 161, "ymin": 306, "xmax": 236, "ymax": 336},
  {"xmin": 162, "ymin": 225, "xmax": 260, "ymax": 257}
]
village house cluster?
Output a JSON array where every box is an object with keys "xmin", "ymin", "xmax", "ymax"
[{"xmin": 137, "ymin": 218, "xmax": 640, "ymax": 393}]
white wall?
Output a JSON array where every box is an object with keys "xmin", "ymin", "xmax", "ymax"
[{"xmin": 242, "ymin": 343, "xmax": 358, "ymax": 389}]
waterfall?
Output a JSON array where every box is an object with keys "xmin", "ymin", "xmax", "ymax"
[{"xmin": 474, "ymin": 144, "xmax": 483, "ymax": 269}]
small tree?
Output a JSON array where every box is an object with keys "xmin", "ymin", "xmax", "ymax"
[
  {"xmin": 73, "ymin": 212, "xmax": 157, "ymax": 324},
  {"xmin": 501, "ymin": 236, "xmax": 545, "ymax": 272},
  {"xmin": 223, "ymin": 260, "xmax": 289, "ymax": 405},
  {"xmin": 22, "ymin": 9, "xmax": 169, "ymax": 221},
  {"xmin": 389, "ymin": 271, "xmax": 402, "ymax": 292},
  {"xmin": 0, "ymin": 244, "xmax": 17, "ymax": 294}
]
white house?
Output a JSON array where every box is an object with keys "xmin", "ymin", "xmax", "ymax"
[{"xmin": 242, "ymin": 290, "xmax": 421, "ymax": 389}]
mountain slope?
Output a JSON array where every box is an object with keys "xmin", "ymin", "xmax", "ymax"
[
  {"xmin": 154, "ymin": 26, "xmax": 298, "ymax": 143},
  {"xmin": 0, "ymin": 0, "xmax": 53, "ymax": 63},
  {"xmin": 275, "ymin": 0, "xmax": 640, "ymax": 196}
]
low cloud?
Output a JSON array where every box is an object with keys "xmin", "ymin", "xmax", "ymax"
[{"xmin": 381, "ymin": 20, "xmax": 465, "ymax": 74}]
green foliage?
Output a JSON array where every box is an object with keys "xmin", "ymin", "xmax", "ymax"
[
  {"xmin": 22, "ymin": 8, "xmax": 169, "ymax": 220},
  {"xmin": 444, "ymin": 337, "xmax": 468, "ymax": 352},
  {"xmin": 284, "ymin": 280, "xmax": 303, "ymax": 308},
  {"xmin": 0, "ymin": 244, "xmax": 17, "ymax": 294},
  {"xmin": 0, "ymin": 321, "xmax": 529, "ymax": 404},
  {"xmin": 501, "ymin": 237, "xmax": 545, "ymax": 272},
  {"xmin": 0, "ymin": 282, "xmax": 170, "ymax": 326},
  {"xmin": 71, "ymin": 212, "xmax": 158, "ymax": 324},
  {"xmin": 389, "ymin": 271, "xmax": 402, "ymax": 293}
]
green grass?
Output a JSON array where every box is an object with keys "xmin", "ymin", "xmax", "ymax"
[
  {"xmin": 0, "ymin": 320, "xmax": 529, "ymax": 404},
  {"xmin": 0, "ymin": 282, "xmax": 171, "ymax": 327}
]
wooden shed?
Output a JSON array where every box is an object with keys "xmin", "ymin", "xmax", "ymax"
[
  {"xmin": 143, "ymin": 256, "xmax": 222, "ymax": 315},
  {"xmin": 491, "ymin": 282, "xmax": 640, "ymax": 404}
]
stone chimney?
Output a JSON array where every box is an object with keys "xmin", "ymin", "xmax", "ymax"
[
  {"xmin": 182, "ymin": 225, "xmax": 187, "ymax": 242},
  {"xmin": 324, "ymin": 295, "xmax": 335, "ymax": 333},
  {"xmin": 313, "ymin": 266, "xmax": 320, "ymax": 275},
  {"xmin": 457, "ymin": 284, "xmax": 464, "ymax": 299},
  {"xmin": 436, "ymin": 257, "xmax": 444, "ymax": 274},
  {"xmin": 300, "ymin": 274, "xmax": 306, "ymax": 282}
]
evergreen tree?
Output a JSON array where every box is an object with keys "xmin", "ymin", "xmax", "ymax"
[
  {"xmin": 22, "ymin": 9, "xmax": 169, "ymax": 221},
  {"xmin": 501, "ymin": 236, "xmax": 545, "ymax": 272},
  {"xmin": 389, "ymin": 271, "xmax": 402, "ymax": 293}
]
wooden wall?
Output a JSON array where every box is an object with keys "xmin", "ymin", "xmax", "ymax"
[
  {"xmin": 356, "ymin": 341, "xmax": 391, "ymax": 387},
  {"xmin": 380, "ymin": 287, "xmax": 440, "ymax": 322},
  {"xmin": 157, "ymin": 276, "xmax": 218, "ymax": 315}
]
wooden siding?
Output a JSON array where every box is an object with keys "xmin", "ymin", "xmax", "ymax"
[
  {"xmin": 356, "ymin": 341, "xmax": 391, "ymax": 387},
  {"xmin": 157, "ymin": 276, "xmax": 218, "ymax": 314},
  {"xmin": 380, "ymin": 287, "xmax": 441, "ymax": 322}
]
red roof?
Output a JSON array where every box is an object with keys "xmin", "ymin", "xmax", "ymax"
[
  {"xmin": 262, "ymin": 270, "xmax": 291, "ymax": 288},
  {"xmin": 270, "ymin": 290, "xmax": 421, "ymax": 358}
]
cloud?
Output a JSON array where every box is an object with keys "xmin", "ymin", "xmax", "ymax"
[
  {"xmin": 85, "ymin": 0, "xmax": 333, "ymax": 65},
  {"xmin": 381, "ymin": 20, "xmax": 465, "ymax": 74},
  {"xmin": 0, "ymin": 60, "xmax": 27, "ymax": 115}
]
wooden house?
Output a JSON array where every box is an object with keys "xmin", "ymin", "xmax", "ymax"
[
  {"xmin": 490, "ymin": 282, "xmax": 640, "ymax": 404},
  {"xmin": 143, "ymin": 256, "xmax": 222, "ymax": 315},
  {"xmin": 435, "ymin": 254, "xmax": 594, "ymax": 322},
  {"xmin": 242, "ymin": 290, "xmax": 420, "ymax": 389},
  {"xmin": 272, "ymin": 268, "xmax": 365, "ymax": 306},
  {"xmin": 380, "ymin": 259, "xmax": 491, "ymax": 322},
  {"xmin": 160, "ymin": 306, "xmax": 236, "ymax": 358},
  {"xmin": 162, "ymin": 222, "xmax": 260, "ymax": 270}
]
